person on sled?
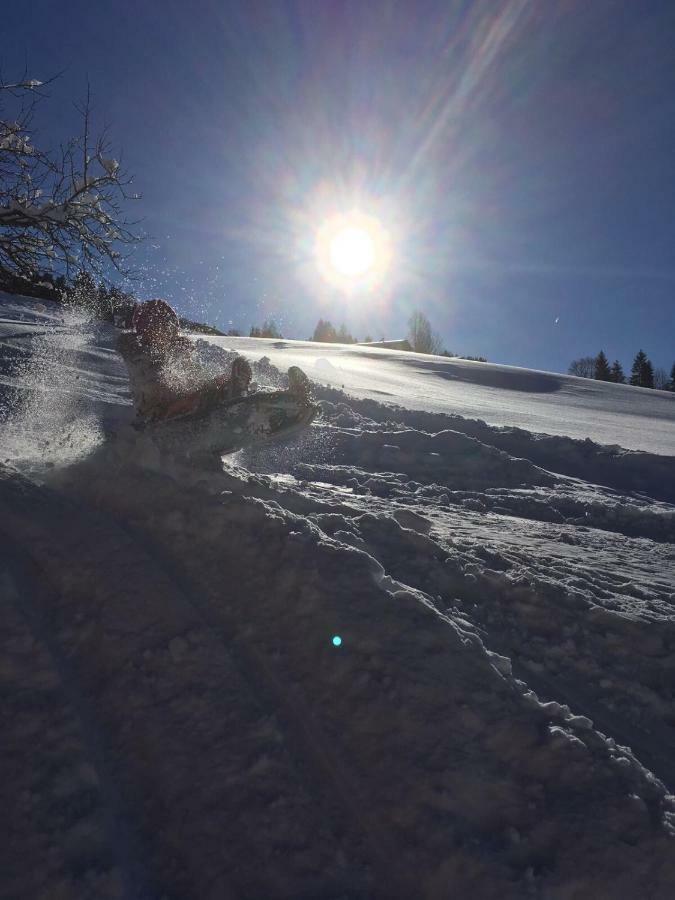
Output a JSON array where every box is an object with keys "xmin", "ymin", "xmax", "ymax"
[{"xmin": 117, "ymin": 299, "xmax": 253, "ymax": 422}]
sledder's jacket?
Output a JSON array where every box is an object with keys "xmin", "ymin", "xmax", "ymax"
[{"xmin": 117, "ymin": 331, "xmax": 211, "ymax": 420}]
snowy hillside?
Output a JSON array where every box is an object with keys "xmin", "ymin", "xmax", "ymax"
[
  {"xmin": 2, "ymin": 292, "xmax": 675, "ymax": 899},
  {"xmin": 210, "ymin": 335, "xmax": 675, "ymax": 455}
]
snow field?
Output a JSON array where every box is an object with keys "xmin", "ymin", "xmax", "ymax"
[
  {"xmin": 2, "ymin": 293, "xmax": 675, "ymax": 898},
  {"xmin": 208, "ymin": 334, "xmax": 675, "ymax": 456},
  {"xmin": 48, "ymin": 456, "xmax": 675, "ymax": 898}
]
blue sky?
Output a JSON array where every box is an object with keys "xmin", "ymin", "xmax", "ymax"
[{"xmin": 3, "ymin": 0, "xmax": 675, "ymax": 374}]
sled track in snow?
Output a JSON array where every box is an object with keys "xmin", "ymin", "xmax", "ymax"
[
  {"xmin": 513, "ymin": 662, "xmax": 675, "ymax": 794},
  {"xmin": 294, "ymin": 479, "xmax": 675, "ymax": 795},
  {"xmin": 77, "ymin": 474, "xmax": 419, "ymax": 899},
  {"xmin": 0, "ymin": 467, "xmax": 416, "ymax": 899}
]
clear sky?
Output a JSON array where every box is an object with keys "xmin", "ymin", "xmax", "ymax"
[{"xmin": 3, "ymin": 0, "xmax": 675, "ymax": 374}]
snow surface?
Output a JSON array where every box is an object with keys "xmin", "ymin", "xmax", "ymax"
[
  {"xmin": 206, "ymin": 335, "xmax": 675, "ymax": 456},
  {"xmin": 2, "ymin": 291, "xmax": 675, "ymax": 899}
]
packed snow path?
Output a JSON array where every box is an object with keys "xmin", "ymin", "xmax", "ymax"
[{"xmin": 2, "ymin": 294, "xmax": 675, "ymax": 899}]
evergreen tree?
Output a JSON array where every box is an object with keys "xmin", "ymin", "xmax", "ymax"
[
  {"xmin": 643, "ymin": 358, "xmax": 654, "ymax": 388},
  {"xmin": 312, "ymin": 319, "xmax": 337, "ymax": 342},
  {"xmin": 669, "ymin": 362, "xmax": 675, "ymax": 391},
  {"xmin": 609, "ymin": 360, "xmax": 625, "ymax": 383},
  {"xmin": 260, "ymin": 318, "xmax": 282, "ymax": 338},
  {"xmin": 594, "ymin": 350, "xmax": 611, "ymax": 381},
  {"xmin": 336, "ymin": 323, "xmax": 355, "ymax": 343},
  {"xmin": 629, "ymin": 351, "xmax": 644, "ymax": 385},
  {"xmin": 630, "ymin": 350, "xmax": 654, "ymax": 388}
]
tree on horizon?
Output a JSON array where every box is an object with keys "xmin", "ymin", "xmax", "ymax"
[
  {"xmin": 568, "ymin": 356, "xmax": 596, "ymax": 378},
  {"xmin": 609, "ymin": 360, "xmax": 626, "ymax": 383},
  {"xmin": 594, "ymin": 350, "xmax": 611, "ymax": 381},
  {"xmin": 630, "ymin": 350, "xmax": 654, "ymax": 388},
  {"xmin": 407, "ymin": 310, "xmax": 443, "ymax": 355},
  {"xmin": 653, "ymin": 367, "xmax": 669, "ymax": 390},
  {"xmin": 336, "ymin": 323, "xmax": 355, "ymax": 344},
  {"xmin": 312, "ymin": 318, "xmax": 337, "ymax": 343},
  {"xmin": 250, "ymin": 318, "xmax": 282, "ymax": 338}
]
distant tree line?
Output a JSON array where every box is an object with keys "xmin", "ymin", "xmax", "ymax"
[
  {"xmin": 0, "ymin": 266, "xmax": 138, "ymax": 324},
  {"xmin": 61, "ymin": 271, "xmax": 136, "ymax": 323},
  {"xmin": 406, "ymin": 310, "xmax": 487, "ymax": 360},
  {"xmin": 569, "ymin": 350, "xmax": 675, "ymax": 390},
  {"xmin": 0, "ymin": 266, "xmax": 229, "ymax": 334},
  {"xmin": 302, "ymin": 311, "xmax": 487, "ymax": 360},
  {"xmin": 249, "ymin": 319, "xmax": 283, "ymax": 338},
  {"xmin": 310, "ymin": 319, "xmax": 357, "ymax": 343}
]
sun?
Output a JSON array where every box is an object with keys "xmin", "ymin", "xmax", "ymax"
[
  {"xmin": 329, "ymin": 226, "xmax": 375, "ymax": 277},
  {"xmin": 315, "ymin": 211, "xmax": 391, "ymax": 289}
]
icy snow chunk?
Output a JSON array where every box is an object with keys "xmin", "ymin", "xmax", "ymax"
[
  {"xmin": 566, "ymin": 714, "xmax": 594, "ymax": 731},
  {"xmin": 393, "ymin": 508, "xmax": 432, "ymax": 534},
  {"xmin": 487, "ymin": 651, "xmax": 513, "ymax": 677}
]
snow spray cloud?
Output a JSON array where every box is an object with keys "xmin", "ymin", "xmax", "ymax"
[{"xmin": 1, "ymin": 310, "xmax": 104, "ymax": 470}]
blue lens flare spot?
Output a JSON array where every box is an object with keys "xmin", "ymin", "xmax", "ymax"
[{"xmin": 332, "ymin": 635, "xmax": 342, "ymax": 647}]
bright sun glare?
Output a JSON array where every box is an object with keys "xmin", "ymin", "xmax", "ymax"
[
  {"xmin": 315, "ymin": 211, "xmax": 391, "ymax": 289},
  {"xmin": 328, "ymin": 226, "xmax": 375, "ymax": 277}
]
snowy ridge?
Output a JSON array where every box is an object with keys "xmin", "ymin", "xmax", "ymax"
[{"xmin": 1, "ymin": 293, "xmax": 675, "ymax": 898}]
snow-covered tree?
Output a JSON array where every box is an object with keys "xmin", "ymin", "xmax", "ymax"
[
  {"xmin": 0, "ymin": 75, "xmax": 139, "ymax": 280},
  {"xmin": 568, "ymin": 356, "xmax": 596, "ymax": 378},
  {"xmin": 630, "ymin": 350, "xmax": 654, "ymax": 388},
  {"xmin": 407, "ymin": 310, "xmax": 443, "ymax": 355},
  {"xmin": 609, "ymin": 360, "xmax": 625, "ymax": 383},
  {"xmin": 668, "ymin": 361, "xmax": 675, "ymax": 391},
  {"xmin": 594, "ymin": 350, "xmax": 611, "ymax": 381}
]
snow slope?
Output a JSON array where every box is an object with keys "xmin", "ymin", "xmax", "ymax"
[
  {"xmin": 208, "ymin": 335, "xmax": 675, "ymax": 455},
  {"xmin": 2, "ymin": 292, "xmax": 675, "ymax": 900}
]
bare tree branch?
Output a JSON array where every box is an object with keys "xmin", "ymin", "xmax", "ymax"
[
  {"xmin": 0, "ymin": 73, "xmax": 141, "ymax": 281},
  {"xmin": 407, "ymin": 310, "xmax": 444, "ymax": 355}
]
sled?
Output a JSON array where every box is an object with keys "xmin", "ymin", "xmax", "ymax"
[{"xmin": 134, "ymin": 384, "xmax": 318, "ymax": 460}]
